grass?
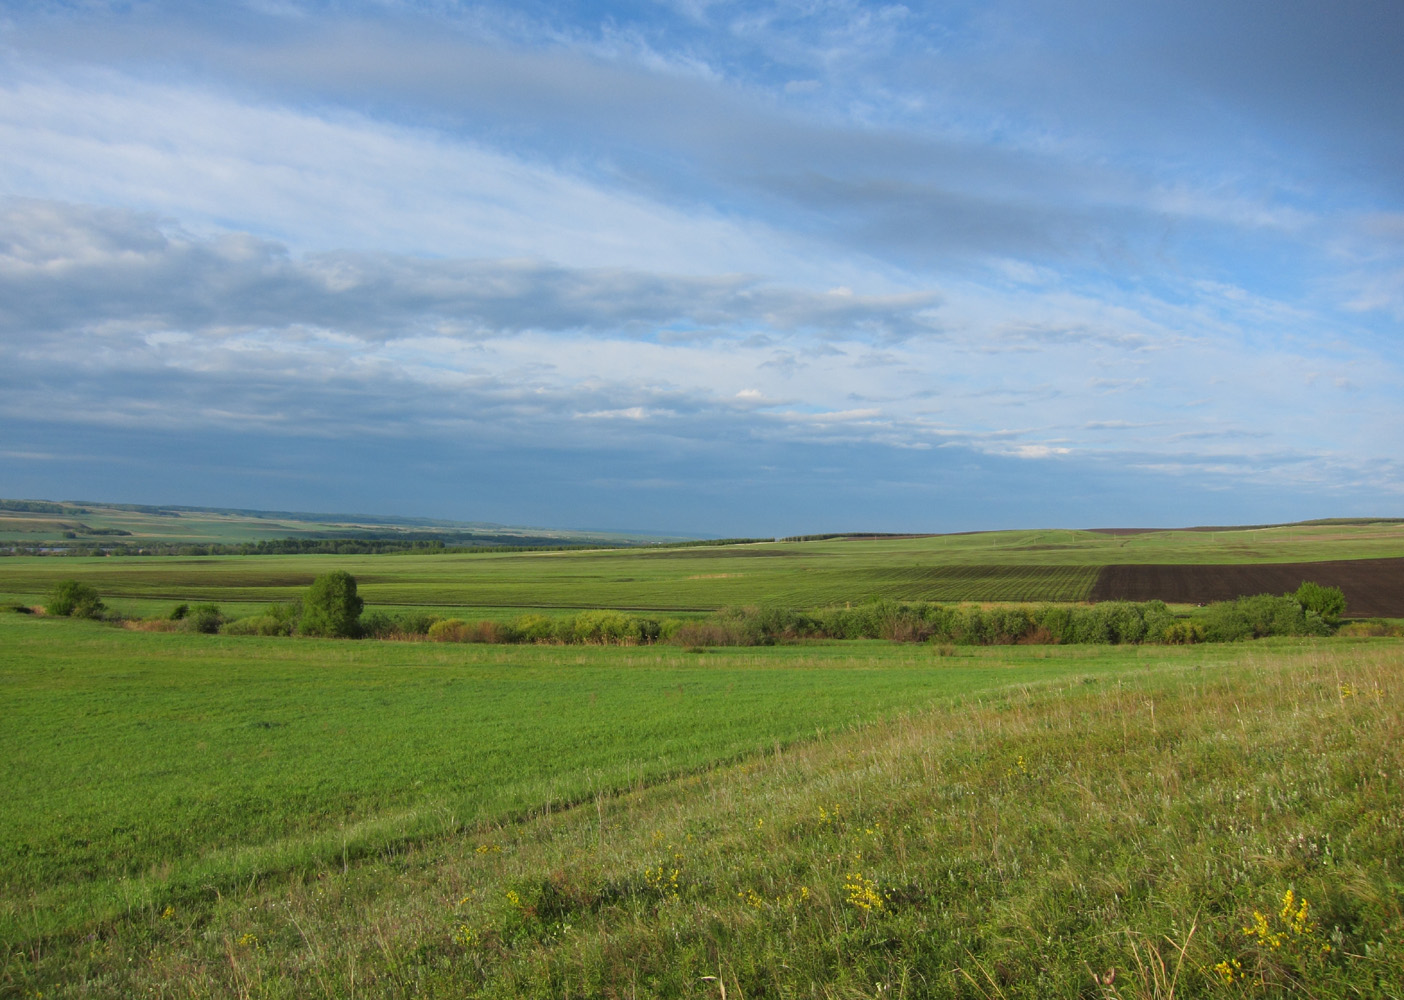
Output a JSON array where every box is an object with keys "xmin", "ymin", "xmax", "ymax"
[
  {"xmin": 4, "ymin": 616, "xmax": 1402, "ymax": 996},
  {"xmin": 0, "ymin": 613, "xmax": 1127, "ymax": 947},
  {"xmin": 4, "ymin": 521, "xmax": 1404, "ymax": 615}
]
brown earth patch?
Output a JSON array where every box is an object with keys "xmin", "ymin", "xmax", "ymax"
[{"xmin": 1090, "ymin": 558, "xmax": 1404, "ymax": 618}]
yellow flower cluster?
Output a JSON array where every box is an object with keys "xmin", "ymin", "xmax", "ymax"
[
  {"xmin": 1244, "ymin": 889, "xmax": 1320, "ymax": 948},
  {"xmin": 1213, "ymin": 958, "xmax": 1242, "ymax": 984},
  {"xmin": 1281, "ymin": 890, "xmax": 1315, "ymax": 937},
  {"xmin": 644, "ymin": 865, "xmax": 681, "ymax": 898},
  {"xmin": 1240, "ymin": 889, "xmax": 1330, "ymax": 958},
  {"xmin": 844, "ymin": 872, "xmax": 884, "ymax": 913},
  {"xmin": 1243, "ymin": 908, "xmax": 1284, "ymax": 950}
]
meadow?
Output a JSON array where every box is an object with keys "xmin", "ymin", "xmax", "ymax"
[
  {"xmin": 1, "ymin": 612, "xmax": 1129, "ymax": 946},
  {"xmin": 4, "ymin": 521, "xmax": 1404, "ymax": 996},
  {"xmin": 3, "ymin": 615, "xmax": 1401, "ymax": 997}
]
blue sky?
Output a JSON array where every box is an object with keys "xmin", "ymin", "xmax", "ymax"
[{"xmin": 1, "ymin": 0, "xmax": 1401, "ymax": 535}]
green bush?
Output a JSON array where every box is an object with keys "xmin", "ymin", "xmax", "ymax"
[
  {"xmin": 298, "ymin": 571, "xmax": 364, "ymax": 638},
  {"xmin": 1195, "ymin": 594, "xmax": 1331, "ymax": 642},
  {"xmin": 428, "ymin": 619, "xmax": 520, "ymax": 643},
  {"xmin": 221, "ymin": 614, "xmax": 291, "ymax": 637},
  {"xmin": 1162, "ymin": 621, "xmax": 1206, "ymax": 644},
  {"xmin": 1337, "ymin": 620, "xmax": 1404, "ymax": 638},
  {"xmin": 1294, "ymin": 581, "xmax": 1346, "ymax": 626},
  {"xmin": 667, "ymin": 620, "xmax": 752, "ymax": 647},
  {"xmin": 569, "ymin": 610, "xmax": 657, "ymax": 645},
  {"xmin": 427, "ymin": 618, "xmax": 470, "ymax": 642},
  {"xmin": 46, "ymin": 580, "xmax": 105, "ymax": 619},
  {"xmin": 358, "ymin": 610, "xmax": 398, "ymax": 639},
  {"xmin": 394, "ymin": 611, "xmax": 439, "ymax": 637},
  {"xmin": 1031, "ymin": 604, "xmax": 1074, "ymax": 643},
  {"xmin": 182, "ymin": 602, "xmax": 224, "ymax": 634},
  {"xmin": 514, "ymin": 614, "xmax": 558, "ymax": 643}
]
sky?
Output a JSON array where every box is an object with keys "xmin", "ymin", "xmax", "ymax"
[{"xmin": 1, "ymin": 1, "xmax": 1401, "ymax": 536}]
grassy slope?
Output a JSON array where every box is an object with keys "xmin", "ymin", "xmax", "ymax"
[
  {"xmin": 3, "ymin": 522, "xmax": 1404, "ymax": 615},
  {"xmin": 6, "ymin": 636, "xmax": 1401, "ymax": 997}
]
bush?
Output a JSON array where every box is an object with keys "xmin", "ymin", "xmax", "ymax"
[
  {"xmin": 221, "ymin": 615, "xmax": 283, "ymax": 636},
  {"xmin": 1030, "ymin": 604, "xmax": 1074, "ymax": 643},
  {"xmin": 667, "ymin": 620, "xmax": 751, "ymax": 647},
  {"xmin": 394, "ymin": 611, "xmax": 439, "ymax": 637},
  {"xmin": 813, "ymin": 605, "xmax": 872, "ymax": 640},
  {"xmin": 1195, "ymin": 594, "xmax": 1331, "ymax": 642},
  {"xmin": 182, "ymin": 602, "xmax": 224, "ymax": 634},
  {"xmin": 358, "ymin": 610, "xmax": 398, "ymax": 639},
  {"xmin": 427, "ymin": 618, "xmax": 470, "ymax": 642},
  {"xmin": 427, "ymin": 618, "xmax": 519, "ymax": 643},
  {"xmin": 298, "ymin": 571, "xmax": 364, "ymax": 638},
  {"xmin": 1294, "ymin": 581, "xmax": 1346, "ymax": 626},
  {"xmin": 46, "ymin": 580, "xmax": 105, "ymax": 619},
  {"xmin": 1337, "ymin": 620, "xmax": 1404, "ymax": 638},
  {"xmin": 569, "ymin": 610, "xmax": 657, "ymax": 645},
  {"xmin": 1162, "ymin": 621, "xmax": 1206, "ymax": 644},
  {"xmin": 514, "ymin": 613, "xmax": 558, "ymax": 643},
  {"xmin": 168, "ymin": 603, "xmax": 189, "ymax": 621}
]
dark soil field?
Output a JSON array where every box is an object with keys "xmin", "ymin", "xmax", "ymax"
[{"xmin": 1091, "ymin": 557, "xmax": 1404, "ymax": 617}]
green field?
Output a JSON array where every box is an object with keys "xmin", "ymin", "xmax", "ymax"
[
  {"xmin": 1, "ymin": 612, "xmax": 1136, "ymax": 945},
  {"xmin": 4, "ymin": 521, "xmax": 1404, "ymax": 617},
  {"xmin": 5, "ymin": 522, "xmax": 1404, "ymax": 996},
  {"xmin": 4, "ymin": 610, "xmax": 1402, "ymax": 997}
]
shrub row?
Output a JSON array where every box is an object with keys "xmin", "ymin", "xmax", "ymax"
[{"xmin": 37, "ymin": 575, "xmax": 1350, "ymax": 647}]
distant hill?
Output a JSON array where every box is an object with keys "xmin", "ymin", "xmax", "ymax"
[{"xmin": 0, "ymin": 497, "xmax": 696, "ymax": 552}]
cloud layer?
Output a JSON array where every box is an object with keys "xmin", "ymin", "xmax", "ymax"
[{"xmin": 0, "ymin": 1, "xmax": 1400, "ymax": 531}]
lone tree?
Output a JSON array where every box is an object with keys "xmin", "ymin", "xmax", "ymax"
[
  {"xmin": 47, "ymin": 579, "xmax": 105, "ymax": 619},
  {"xmin": 299, "ymin": 570, "xmax": 364, "ymax": 637},
  {"xmin": 1294, "ymin": 580, "xmax": 1346, "ymax": 626}
]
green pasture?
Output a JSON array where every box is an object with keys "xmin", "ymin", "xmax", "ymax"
[
  {"xmin": 6, "ymin": 615, "xmax": 1402, "ymax": 998},
  {"xmin": 0, "ymin": 612, "xmax": 1151, "ymax": 945},
  {"xmin": 4, "ymin": 521, "xmax": 1403, "ymax": 615}
]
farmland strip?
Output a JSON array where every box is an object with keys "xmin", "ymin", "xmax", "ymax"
[{"xmin": 1090, "ymin": 557, "xmax": 1404, "ymax": 617}]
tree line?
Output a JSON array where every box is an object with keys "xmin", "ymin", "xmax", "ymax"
[{"xmin": 29, "ymin": 573, "xmax": 1359, "ymax": 647}]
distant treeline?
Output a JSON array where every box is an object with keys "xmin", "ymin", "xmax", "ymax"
[
  {"xmin": 1, "ymin": 536, "xmax": 627, "ymax": 557},
  {"xmin": 645, "ymin": 537, "xmax": 776, "ymax": 548},
  {"xmin": 1, "ymin": 534, "xmax": 777, "ymax": 557},
  {"xmin": 0, "ymin": 499, "xmax": 88, "ymax": 515},
  {"xmin": 778, "ymin": 532, "xmax": 929, "ymax": 543}
]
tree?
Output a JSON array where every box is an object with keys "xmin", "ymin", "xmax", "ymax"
[
  {"xmin": 46, "ymin": 579, "xmax": 105, "ymax": 619},
  {"xmin": 1294, "ymin": 581, "xmax": 1346, "ymax": 626},
  {"xmin": 298, "ymin": 571, "xmax": 364, "ymax": 637}
]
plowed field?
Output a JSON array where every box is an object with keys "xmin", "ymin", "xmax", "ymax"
[{"xmin": 1090, "ymin": 558, "xmax": 1404, "ymax": 617}]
